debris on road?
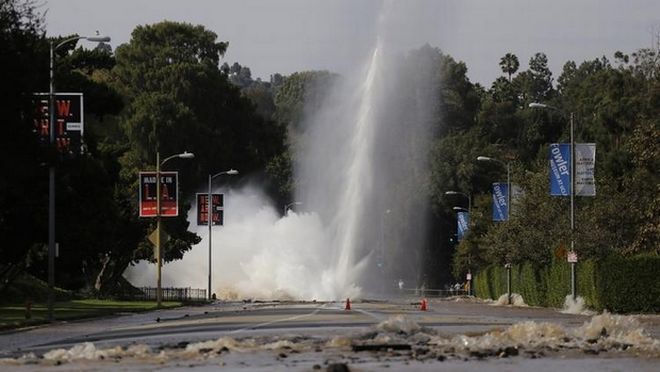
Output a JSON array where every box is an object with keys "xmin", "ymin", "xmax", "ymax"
[{"xmin": 1, "ymin": 312, "xmax": 658, "ymax": 368}]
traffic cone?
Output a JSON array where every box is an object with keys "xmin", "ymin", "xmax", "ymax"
[
  {"xmin": 420, "ymin": 298, "xmax": 428, "ymax": 311},
  {"xmin": 345, "ymin": 298, "xmax": 352, "ymax": 311}
]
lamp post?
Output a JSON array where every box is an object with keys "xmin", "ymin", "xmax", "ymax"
[
  {"xmin": 156, "ymin": 151, "xmax": 194, "ymax": 307},
  {"xmin": 445, "ymin": 191, "xmax": 471, "ymax": 213},
  {"xmin": 529, "ymin": 102, "xmax": 577, "ymax": 300},
  {"xmin": 477, "ymin": 155, "xmax": 512, "ymax": 304},
  {"xmin": 47, "ymin": 34, "xmax": 110, "ymax": 321},
  {"xmin": 283, "ymin": 201, "xmax": 303, "ymax": 215},
  {"xmin": 207, "ymin": 169, "xmax": 238, "ymax": 300}
]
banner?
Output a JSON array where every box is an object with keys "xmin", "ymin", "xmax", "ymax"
[
  {"xmin": 492, "ymin": 182, "xmax": 509, "ymax": 221},
  {"xmin": 33, "ymin": 93, "xmax": 84, "ymax": 155},
  {"xmin": 549, "ymin": 143, "xmax": 571, "ymax": 196},
  {"xmin": 457, "ymin": 211, "xmax": 469, "ymax": 241},
  {"xmin": 511, "ymin": 184, "xmax": 524, "ymax": 216},
  {"xmin": 196, "ymin": 193, "xmax": 224, "ymax": 226},
  {"xmin": 139, "ymin": 171, "xmax": 179, "ymax": 217},
  {"xmin": 575, "ymin": 143, "xmax": 596, "ymax": 196}
]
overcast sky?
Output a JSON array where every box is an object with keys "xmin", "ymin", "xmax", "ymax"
[{"xmin": 44, "ymin": 0, "xmax": 659, "ymax": 86}]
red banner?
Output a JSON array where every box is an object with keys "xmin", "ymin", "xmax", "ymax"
[
  {"xmin": 33, "ymin": 93, "xmax": 84, "ymax": 155},
  {"xmin": 139, "ymin": 171, "xmax": 179, "ymax": 217},
  {"xmin": 197, "ymin": 193, "xmax": 224, "ymax": 226}
]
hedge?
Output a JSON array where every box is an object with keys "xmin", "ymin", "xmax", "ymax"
[
  {"xmin": 596, "ymin": 255, "xmax": 660, "ymax": 313},
  {"xmin": 473, "ymin": 254, "xmax": 659, "ymax": 313}
]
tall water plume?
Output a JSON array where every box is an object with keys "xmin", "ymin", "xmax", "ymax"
[{"xmin": 125, "ymin": 1, "xmax": 439, "ymax": 300}]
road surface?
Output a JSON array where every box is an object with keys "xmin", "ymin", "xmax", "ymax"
[{"xmin": 1, "ymin": 296, "xmax": 658, "ymax": 371}]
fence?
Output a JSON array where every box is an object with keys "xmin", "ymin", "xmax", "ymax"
[
  {"xmin": 399, "ymin": 287, "xmax": 469, "ymax": 298},
  {"xmin": 132, "ymin": 287, "xmax": 207, "ymax": 302}
]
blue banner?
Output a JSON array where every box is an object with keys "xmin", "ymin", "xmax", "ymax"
[
  {"xmin": 457, "ymin": 212, "xmax": 469, "ymax": 241},
  {"xmin": 549, "ymin": 143, "xmax": 571, "ymax": 196},
  {"xmin": 492, "ymin": 182, "xmax": 508, "ymax": 221}
]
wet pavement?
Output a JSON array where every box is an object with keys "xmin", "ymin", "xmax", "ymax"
[{"xmin": 0, "ymin": 297, "xmax": 658, "ymax": 370}]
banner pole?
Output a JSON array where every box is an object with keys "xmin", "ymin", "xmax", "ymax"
[
  {"xmin": 570, "ymin": 112, "xmax": 576, "ymax": 301},
  {"xmin": 208, "ymin": 174, "xmax": 213, "ymax": 300}
]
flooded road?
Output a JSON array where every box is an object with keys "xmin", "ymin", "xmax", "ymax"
[{"xmin": 1, "ymin": 297, "xmax": 658, "ymax": 371}]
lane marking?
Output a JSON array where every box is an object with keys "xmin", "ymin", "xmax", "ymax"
[
  {"xmin": 354, "ymin": 308, "xmax": 387, "ymax": 322},
  {"xmin": 228, "ymin": 303, "xmax": 329, "ymax": 334}
]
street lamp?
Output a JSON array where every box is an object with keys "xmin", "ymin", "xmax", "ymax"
[
  {"xmin": 530, "ymin": 102, "xmax": 577, "ymax": 300},
  {"xmin": 47, "ymin": 33, "xmax": 110, "ymax": 321},
  {"xmin": 207, "ymin": 169, "xmax": 238, "ymax": 300},
  {"xmin": 477, "ymin": 155, "xmax": 512, "ymax": 304},
  {"xmin": 445, "ymin": 191, "xmax": 471, "ymax": 213},
  {"xmin": 283, "ymin": 201, "xmax": 303, "ymax": 215},
  {"xmin": 451, "ymin": 206, "xmax": 472, "ymax": 296},
  {"xmin": 156, "ymin": 151, "xmax": 194, "ymax": 307}
]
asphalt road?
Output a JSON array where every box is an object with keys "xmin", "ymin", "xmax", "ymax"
[{"xmin": 1, "ymin": 297, "xmax": 658, "ymax": 371}]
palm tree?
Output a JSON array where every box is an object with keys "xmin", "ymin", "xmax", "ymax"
[{"xmin": 500, "ymin": 53, "xmax": 520, "ymax": 82}]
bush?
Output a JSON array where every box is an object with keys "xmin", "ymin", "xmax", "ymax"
[
  {"xmin": 0, "ymin": 273, "xmax": 73, "ymax": 304},
  {"xmin": 474, "ymin": 267, "xmax": 490, "ymax": 299},
  {"xmin": 596, "ymin": 255, "xmax": 660, "ymax": 313},
  {"xmin": 473, "ymin": 254, "xmax": 659, "ymax": 313},
  {"xmin": 545, "ymin": 256, "xmax": 570, "ymax": 307},
  {"xmin": 516, "ymin": 262, "xmax": 546, "ymax": 306},
  {"xmin": 577, "ymin": 260, "xmax": 599, "ymax": 309},
  {"xmin": 489, "ymin": 265, "xmax": 507, "ymax": 299}
]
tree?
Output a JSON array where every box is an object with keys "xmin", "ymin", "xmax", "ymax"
[
  {"xmin": 273, "ymin": 70, "xmax": 338, "ymax": 133},
  {"xmin": 499, "ymin": 53, "xmax": 519, "ymax": 82},
  {"xmin": 0, "ymin": 0, "xmax": 48, "ymax": 292},
  {"xmin": 110, "ymin": 21, "xmax": 286, "ymax": 293}
]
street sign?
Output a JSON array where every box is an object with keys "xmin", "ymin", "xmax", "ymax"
[
  {"xmin": 196, "ymin": 193, "xmax": 224, "ymax": 226},
  {"xmin": 567, "ymin": 251, "xmax": 578, "ymax": 263},
  {"xmin": 33, "ymin": 93, "xmax": 84, "ymax": 155},
  {"xmin": 139, "ymin": 171, "xmax": 179, "ymax": 217},
  {"xmin": 148, "ymin": 228, "xmax": 170, "ymax": 246},
  {"xmin": 466, "ymin": 273, "xmax": 472, "ymax": 281}
]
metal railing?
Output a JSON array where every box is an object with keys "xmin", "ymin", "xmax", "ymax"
[
  {"xmin": 399, "ymin": 287, "xmax": 469, "ymax": 298},
  {"xmin": 133, "ymin": 287, "xmax": 207, "ymax": 302}
]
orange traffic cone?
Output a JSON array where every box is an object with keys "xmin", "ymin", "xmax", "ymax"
[
  {"xmin": 420, "ymin": 298, "xmax": 428, "ymax": 311},
  {"xmin": 345, "ymin": 298, "xmax": 352, "ymax": 311}
]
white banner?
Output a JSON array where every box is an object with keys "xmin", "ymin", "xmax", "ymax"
[{"xmin": 575, "ymin": 143, "xmax": 596, "ymax": 196}]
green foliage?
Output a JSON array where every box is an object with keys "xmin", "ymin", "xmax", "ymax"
[
  {"xmin": 474, "ymin": 255, "xmax": 658, "ymax": 312},
  {"xmin": 273, "ymin": 70, "xmax": 338, "ymax": 131},
  {"xmin": 515, "ymin": 262, "xmax": 546, "ymax": 306},
  {"xmin": 449, "ymin": 46, "xmax": 659, "ymax": 289},
  {"xmin": 0, "ymin": 0, "xmax": 49, "ymax": 291},
  {"xmin": 544, "ymin": 257, "xmax": 570, "ymax": 307},
  {"xmin": 113, "ymin": 20, "xmax": 286, "ymax": 266},
  {"xmin": 596, "ymin": 255, "xmax": 660, "ymax": 313},
  {"xmin": 484, "ymin": 265, "xmax": 507, "ymax": 299},
  {"xmin": 3, "ymin": 1, "xmax": 657, "ymax": 304},
  {"xmin": 577, "ymin": 260, "xmax": 599, "ymax": 309},
  {"xmin": 0, "ymin": 273, "xmax": 73, "ymax": 305},
  {"xmin": 499, "ymin": 53, "xmax": 520, "ymax": 82}
]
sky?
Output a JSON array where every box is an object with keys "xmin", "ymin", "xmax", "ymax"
[{"xmin": 43, "ymin": 0, "xmax": 660, "ymax": 86}]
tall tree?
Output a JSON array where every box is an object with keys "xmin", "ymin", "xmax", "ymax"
[
  {"xmin": 499, "ymin": 53, "xmax": 520, "ymax": 82},
  {"xmin": 0, "ymin": 0, "xmax": 48, "ymax": 292},
  {"xmin": 110, "ymin": 21, "xmax": 286, "ymax": 291}
]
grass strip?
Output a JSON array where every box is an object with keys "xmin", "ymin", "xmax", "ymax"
[{"xmin": 0, "ymin": 299, "xmax": 182, "ymax": 330}]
